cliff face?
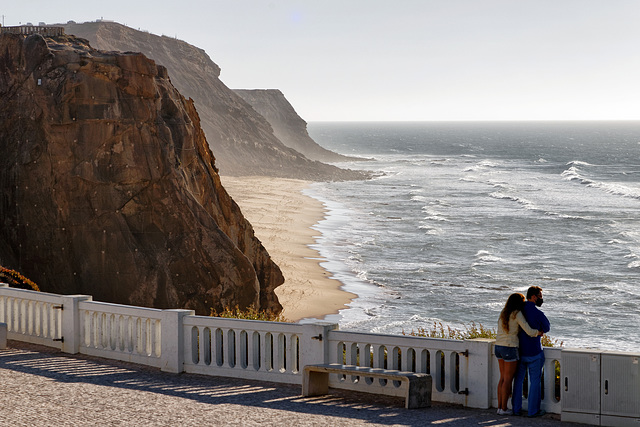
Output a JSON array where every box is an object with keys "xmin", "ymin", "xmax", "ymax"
[
  {"xmin": 234, "ymin": 89, "xmax": 358, "ymax": 163},
  {"xmin": 63, "ymin": 21, "xmax": 364, "ymax": 180},
  {"xmin": 0, "ymin": 33, "xmax": 283, "ymax": 314}
]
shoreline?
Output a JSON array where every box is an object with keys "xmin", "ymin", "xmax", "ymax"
[{"xmin": 220, "ymin": 176, "xmax": 356, "ymax": 322}]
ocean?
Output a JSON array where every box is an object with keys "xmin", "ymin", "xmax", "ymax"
[{"xmin": 305, "ymin": 121, "xmax": 640, "ymax": 352}]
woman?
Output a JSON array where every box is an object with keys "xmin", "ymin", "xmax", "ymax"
[{"xmin": 495, "ymin": 292, "xmax": 542, "ymax": 416}]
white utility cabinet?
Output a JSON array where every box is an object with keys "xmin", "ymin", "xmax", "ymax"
[
  {"xmin": 561, "ymin": 348, "xmax": 601, "ymax": 425},
  {"xmin": 600, "ymin": 351, "xmax": 640, "ymax": 427}
]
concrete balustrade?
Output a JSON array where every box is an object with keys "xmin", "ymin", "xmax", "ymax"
[
  {"xmin": 0, "ymin": 286, "xmax": 65, "ymax": 349},
  {"xmin": 325, "ymin": 330, "xmax": 494, "ymax": 408},
  {"xmin": 3, "ymin": 283, "xmax": 638, "ymax": 423},
  {"xmin": 78, "ymin": 300, "xmax": 165, "ymax": 367}
]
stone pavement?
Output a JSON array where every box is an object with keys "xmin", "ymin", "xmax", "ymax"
[{"xmin": 0, "ymin": 341, "xmax": 583, "ymax": 426}]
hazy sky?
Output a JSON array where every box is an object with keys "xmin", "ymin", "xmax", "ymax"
[{"xmin": 4, "ymin": 1, "xmax": 640, "ymax": 121}]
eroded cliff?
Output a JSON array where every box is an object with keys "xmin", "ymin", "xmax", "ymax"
[
  {"xmin": 234, "ymin": 89, "xmax": 360, "ymax": 163},
  {"xmin": 0, "ymin": 32, "xmax": 283, "ymax": 314},
  {"xmin": 64, "ymin": 21, "xmax": 365, "ymax": 180}
]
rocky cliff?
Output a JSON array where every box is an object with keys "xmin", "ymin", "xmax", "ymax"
[
  {"xmin": 0, "ymin": 32, "xmax": 283, "ymax": 314},
  {"xmin": 63, "ymin": 21, "xmax": 364, "ymax": 180},
  {"xmin": 234, "ymin": 89, "xmax": 358, "ymax": 163}
]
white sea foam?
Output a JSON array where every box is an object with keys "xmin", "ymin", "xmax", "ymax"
[
  {"xmin": 627, "ymin": 260, "xmax": 640, "ymax": 268},
  {"xmin": 489, "ymin": 192, "xmax": 536, "ymax": 210},
  {"xmin": 566, "ymin": 160, "xmax": 594, "ymax": 167}
]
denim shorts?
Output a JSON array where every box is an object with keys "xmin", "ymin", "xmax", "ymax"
[{"xmin": 495, "ymin": 345, "xmax": 519, "ymax": 362}]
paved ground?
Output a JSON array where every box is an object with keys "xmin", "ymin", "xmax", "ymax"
[{"xmin": 0, "ymin": 341, "xmax": 583, "ymax": 426}]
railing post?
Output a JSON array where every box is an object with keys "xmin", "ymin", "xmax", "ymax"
[
  {"xmin": 463, "ymin": 338, "xmax": 494, "ymax": 409},
  {"xmin": 300, "ymin": 322, "xmax": 339, "ymax": 367},
  {"xmin": 160, "ymin": 309, "xmax": 194, "ymax": 373},
  {"xmin": 60, "ymin": 295, "xmax": 93, "ymax": 354}
]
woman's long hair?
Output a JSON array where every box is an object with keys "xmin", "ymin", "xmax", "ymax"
[{"xmin": 500, "ymin": 293, "xmax": 525, "ymax": 332}]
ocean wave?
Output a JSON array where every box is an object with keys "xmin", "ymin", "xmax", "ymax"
[
  {"xmin": 421, "ymin": 206, "xmax": 449, "ymax": 222},
  {"xmin": 489, "ymin": 192, "xmax": 536, "ymax": 210},
  {"xmin": 566, "ymin": 160, "xmax": 595, "ymax": 167},
  {"xmin": 459, "ymin": 177, "xmax": 477, "ymax": 183},
  {"xmin": 473, "ymin": 250, "xmax": 503, "ymax": 265},
  {"xmin": 562, "ymin": 165, "xmax": 640, "ymax": 199},
  {"xmin": 561, "ymin": 166, "xmax": 592, "ymax": 184},
  {"xmin": 418, "ymin": 225, "xmax": 443, "ymax": 235},
  {"xmin": 422, "ymin": 212, "xmax": 448, "ymax": 222},
  {"xmin": 463, "ymin": 160, "xmax": 500, "ymax": 173},
  {"xmin": 627, "ymin": 260, "xmax": 640, "ymax": 268}
]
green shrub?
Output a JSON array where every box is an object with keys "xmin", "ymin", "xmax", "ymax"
[
  {"xmin": 210, "ymin": 305, "xmax": 291, "ymax": 322},
  {"xmin": 403, "ymin": 321, "xmax": 562, "ymax": 347},
  {"xmin": 403, "ymin": 321, "xmax": 496, "ymax": 340}
]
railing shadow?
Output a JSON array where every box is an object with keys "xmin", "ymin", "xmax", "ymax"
[{"xmin": 0, "ymin": 342, "xmax": 526, "ymax": 427}]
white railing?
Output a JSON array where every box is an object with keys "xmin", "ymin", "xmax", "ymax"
[
  {"xmin": 1, "ymin": 283, "xmax": 636, "ymax": 423},
  {"xmin": 325, "ymin": 330, "xmax": 488, "ymax": 407},
  {"xmin": 0, "ymin": 286, "xmax": 64, "ymax": 349},
  {"xmin": 78, "ymin": 300, "xmax": 164, "ymax": 368},
  {"xmin": 181, "ymin": 315, "xmax": 308, "ymax": 383}
]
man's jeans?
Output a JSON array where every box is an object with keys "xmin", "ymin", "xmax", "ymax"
[{"xmin": 512, "ymin": 352, "xmax": 545, "ymax": 416}]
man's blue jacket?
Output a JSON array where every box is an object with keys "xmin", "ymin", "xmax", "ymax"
[{"xmin": 518, "ymin": 300, "xmax": 551, "ymax": 357}]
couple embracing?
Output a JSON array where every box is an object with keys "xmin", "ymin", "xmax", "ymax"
[{"xmin": 495, "ymin": 286, "xmax": 550, "ymax": 417}]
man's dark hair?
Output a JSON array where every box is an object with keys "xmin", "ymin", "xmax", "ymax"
[{"xmin": 527, "ymin": 286, "xmax": 542, "ymax": 300}]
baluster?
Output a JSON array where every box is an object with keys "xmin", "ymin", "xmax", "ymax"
[
  {"xmin": 355, "ymin": 343, "xmax": 363, "ymax": 366},
  {"xmin": 34, "ymin": 302, "xmax": 41, "ymax": 337},
  {"xmin": 118, "ymin": 315, "xmax": 125, "ymax": 352},
  {"xmin": 198, "ymin": 326, "xmax": 207, "ymax": 365},
  {"xmin": 202, "ymin": 327, "xmax": 212, "ymax": 366},
  {"xmin": 126, "ymin": 316, "xmax": 134, "ymax": 353},
  {"xmin": 401, "ymin": 346, "xmax": 412, "ymax": 371},
  {"xmin": 93, "ymin": 312, "xmax": 100, "ymax": 348},
  {"xmin": 42, "ymin": 302, "xmax": 50, "ymax": 338},
  {"xmin": 101, "ymin": 312, "xmax": 108, "ymax": 349},
  {"xmin": 107, "ymin": 314, "xmax": 118, "ymax": 350},
  {"xmin": 261, "ymin": 332, "xmax": 272, "ymax": 372},
  {"xmin": 275, "ymin": 332, "xmax": 284, "ymax": 372},
  {"xmin": 56, "ymin": 303, "xmax": 63, "ymax": 340},
  {"xmin": 26, "ymin": 300, "xmax": 33, "ymax": 336},
  {"xmin": 284, "ymin": 333, "xmax": 294, "ymax": 374},
  {"xmin": 154, "ymin": 319, "xmax": 161, "ymax": 358},
  {"xmin": 79, "ymin": 310, "xmax": 87, "ymax": 348},
  {"xmin": 145, "ymin": 318, "xmax": 152, "ymax": 356},
  {"xmin": 19, "ymin": 299, "xmax": 26, "ymax": 334},
  {"xmin": 87, "ymin": 312, "xmax": 94, "ymax": 348},
  {"xmin": 136, "ymin": 317, "xmax": 143, "ymax": 354},
  {"xmin": 6, "ymin": 298, "xmax": 13, "ymax": 331}
]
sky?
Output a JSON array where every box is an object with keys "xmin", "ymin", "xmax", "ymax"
[{"xmin": 3, "ymin": 1, "xmax": 640, "ymax": 122}]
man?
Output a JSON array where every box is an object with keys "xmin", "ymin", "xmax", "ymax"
[{"xmin": 512, "ymin": 286, "xmax": 551, "ymax": 417}]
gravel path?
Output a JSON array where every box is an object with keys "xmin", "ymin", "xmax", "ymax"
[{"xmin": 0, "ymin": 341, "xmax": 581, "ymax": 426}]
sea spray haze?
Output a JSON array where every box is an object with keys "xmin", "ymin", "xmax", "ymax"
[{"xmin": 306, "ymin": 121, "xmax": 640, "ymax": 352}]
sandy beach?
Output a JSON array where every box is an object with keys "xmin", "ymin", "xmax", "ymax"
[{"xmin": 220, "ymin": 176, "xmax": 356, "ymax": 322}]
